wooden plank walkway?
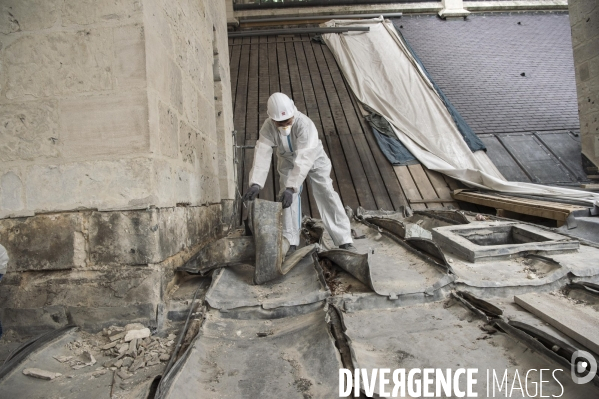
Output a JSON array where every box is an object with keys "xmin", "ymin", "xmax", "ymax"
[
  {"xmin": 229, "ymin": 34, "xmax": 460, "ymax": 220},
  {"xmin": 452, "ymin": 190, "xmax": 588, "ymax": 226}
]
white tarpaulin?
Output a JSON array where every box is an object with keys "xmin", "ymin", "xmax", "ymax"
[{"xmin": 322, "ymin": 18, "xmax": 599, "ymax": 205}]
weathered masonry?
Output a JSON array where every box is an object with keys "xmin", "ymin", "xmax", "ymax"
[
  {"xmin": 0, "ymin": 0, "xmax": 236, "ymax": 334},
  {"xmin": 569, "ymin": 0, "xmax": 599, "ymax": 176}
]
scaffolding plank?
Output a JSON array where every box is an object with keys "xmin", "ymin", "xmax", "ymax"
[
  {"xmin": 394, "ymin": 166, "xmax": 426, "ymax": 210},
  {"xmin": 452, "ymin": 190, "xmax": 587, "ymax": 222},
  {"xmin": 407, "ymin": 164, "xmax": 443, "ymax": 209},
  {"xmin": 305, "ymin": 41, "xmax": 359, "ymax": 209},
  {"xmin": 313, "ymin": 43, "xmax": 376, "ymax": 210},
  {"xmin": 350, "ymin": 94, "xmax": 408, "ymax": 211},
  {"xmin": 320, "ymin": 45, "xmax": 392, "ymax": 211},
  {"xmin": 515, "ymin": 292, "xmax": 599, "ymax": 356},
  {"xmin": 424, "ymin": 168, "xmax": 459, "ymax": 209}
]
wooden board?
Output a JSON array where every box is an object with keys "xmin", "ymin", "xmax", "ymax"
[
  {"xmin": 424, "ymin": 168, "xmax": 459, "ymax": 209},
  {"xmin": 515, "ymin": 292, "xmax": 599, "ymax": 355},
  {"xmin": 453, "ymin": 190, "xmax": 588, "ymax": 222},
  {"xmin": 408, "ymin": 164, "xmax": 443, "ymax": 210},
  {"xmin": 394, "ymin": 166, "xmax": 426, "ymax": 210}
]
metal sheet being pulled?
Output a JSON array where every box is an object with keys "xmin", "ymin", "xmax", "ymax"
[
  {"xmin": 161, "ymin": 308, "xmax": 343, "ymax": 399},
  {"xmin": 249, "ymin": 199, "xmax": 287, "ymax": 285},
  {"xmin": 318, "ymin": 219, "xmax": 452, "ymax": 298},
  {"xmin": 206, "ymin": 253, "xmax": 329, "ymax": 312},
  {"xmin": 341, "ymin": 301, "xmax": 599, "ymax": 397}
]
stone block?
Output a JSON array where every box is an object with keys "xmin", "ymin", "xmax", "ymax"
[
  {"xmin": 113, "ymin": 24, "xmax": 146, "ymax": 89},
  {"xmin": 3, "ymin": 29, "xmax": 113, "ymax": 100},
  {"xmin": 574, "ymin": 37, "xmax": 599, "ymax": 64},
  {"xmin": 67, "ymin": 304, "xmax": 154, "ymax": 333},
  {"xmin": 25, "ymin": 158, "xmax": 155, "ymax": 212},
  {"xmin": 170, "ymin": 59, "xmax": 183, "ymax": 114},
  {"xmin": 60, "ymin": 91, "xmax": 149, "ymax": 159},
  {"xmin": 61, "ymin": 0, "xmax": 142, "ymax": 26},
  {"xmin": 0, "ymin": 0, "xmax": 59, "ymax": 34},
  {"xmin": 142, "ymin": 0, "xmax": 173, "ymax": 54},
  {"xmin": 0, "ymin": 171, "xmax": 25, "ymax": 215},
  {"xmin": 146, "ymin": 38, "xmax": 182, "ymax": 113},
  {"xmin": 197, "ymin": 92, "xmax": 216, "ymax": 139},
  {"xmin": 0, "ymin": 266, "xmax": 163, "ymax": 309},
  {"xmin": 152, "ymin": 159, "xmax": 177, "ymax": 207},
  {"xmin": 89, "ymin": 209, "xmax": 160, "ymax": 265},
  {"xmin": 0, "ymin": 306, "xmax": 68, "ymax": 337},
  {"xmin": 0, "ymin": 213, "xmax": 81, "ymax": 271},
  {"xmin": 159, "ymin": 101, "xmax": 179, "ymax": 158},
  {"xmin": 189, "ymin": 39, "xmax": 211, "ymax": 95},
  {"xmin": 157, "ymin": 207, "xmax": 188, "ymax": 258},
  {"xmin": 179, "ymin": 119, "xmax": 200, "ymax": 165},
  {"xmin": 186, "ymin": 204, "xmax": 222, "ymax": 244},
  {"xmin": 182, "ymin": 77, "xmax": 199, "ymax": 129},
  {"xmin": 0, "ymin": 100, "xmax": 60, "ymax": 161}
]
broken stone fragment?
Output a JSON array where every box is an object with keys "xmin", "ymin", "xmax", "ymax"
[
  {"xmin": 121, "ymin": 357, "xmax": 134, "ymax": 368},
  {"xmin": 124, "ymin": 328, "xmax": 151, "ymax": 342},
  {"xmin": 128, "ymin": 338, "xmax": 138, "ymax": 353},
  {"xmin": 80, "ymin": 351, "xmax": 96, "ymax": 366},
  {"xmin": 118, "ymin": 343, "xmax": 129, "ymax": 354},
  {"xmin": 159, "ymin": 354, "xmax": 170, "ymax": 362},
  {"xmin": 114, "ymin": 359, "xmax": 124, "ymax": 369},
  {"xmin": 129, "ymin": 357, "xmax": 145, "ymax": 372},
  {"xmin": 146, "ymin": 356, "xmax": 160, "ymax": 367},
  {"xmin": 109, "ymin": 331, "xmax": 126, "ymax": 342},
  {"xmin": 102, "ymin": 341, "xmax": 118, "ymax": 350},
  {"xmin": 124, "ymin": 323, "xmax": 146, "ymax": 331},
  {"xmin": 92, "ymin": 369, "xmax": 107, "ymax": 377},
  {"xmin": 117, "ymin": 370, "xmax": 132, "ymax": 380},
  {"xmin": 23, "ymin": 368, "xmax": 62, "ymax": 380},
  {"xmin": 53, "ymin": 355, "xmax": 73, "ymax": 363}
]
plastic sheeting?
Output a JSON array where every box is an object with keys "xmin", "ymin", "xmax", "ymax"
[{"xmin": 322, "ymin": 18, "xmax": 599, "ymax": 205}]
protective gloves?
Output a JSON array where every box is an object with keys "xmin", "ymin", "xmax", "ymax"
[
  {"xmin": 243, "ymin": 184, "xmax": 260, "ymax": 201},
  {"xmin": 280, "ymin": 188, "xmax": 294, "ymax": 209}
]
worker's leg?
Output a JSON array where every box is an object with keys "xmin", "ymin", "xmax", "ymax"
[
  {"xmin": 307, "ymin": 158, "xmax": 352, "ymax": 246},
  {"xmin": 278, "ymin": 163, "xmax": 301, "ymax": 246}
]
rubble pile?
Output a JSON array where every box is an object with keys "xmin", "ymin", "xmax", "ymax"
[
  {"xmin": 25, "ymin": 323, "xmax": 178, "ymax": 382},
  {"xmin": 98, "ymin": 323, "xmax": 176, "ymax": 379}
]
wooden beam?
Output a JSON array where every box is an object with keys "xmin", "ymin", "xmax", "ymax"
[
  {"xmin": 452, "ymin": 190, "xmax": 587, "ymax": 222},
  {"xmin": 515, "ymin": 293, "xmax": 599, "ymax": 356}
]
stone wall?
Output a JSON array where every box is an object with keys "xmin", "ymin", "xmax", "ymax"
[
  {"xmin": 569, "ymin": 0, "xmax": 599, "ymax": 175},
  {"xmin": 0, "ymin": 0, "xmax": 236, "ymax": 335}
]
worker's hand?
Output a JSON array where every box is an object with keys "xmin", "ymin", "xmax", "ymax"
[
  {"xmin": 280, "ymin": 188, "xmax": 294, "ymax": 209},
  {"xmin": 243, "ymin": 184, "xmax": 260, "ymax": 201}
]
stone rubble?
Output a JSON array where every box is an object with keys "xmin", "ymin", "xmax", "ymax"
[
  {"xmin": 22, "ymin": 368, "xmax": 62, "ymax": 380},
  {"xmin": 54, "ymin": 324, "xmax": 177, "ymax": 375}
]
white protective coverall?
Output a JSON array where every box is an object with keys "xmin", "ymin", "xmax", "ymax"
[{"xmin": 248, "ymin": 110, "xmax": 353, "ymax": 247}]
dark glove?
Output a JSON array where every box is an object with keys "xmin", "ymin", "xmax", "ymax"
[
  {"xmin": 280, "ymin": 188, "xmax": 294, "ymax": 209},
  {"xmin": 243, "ymin": 184, "xmax": 260, "ymax": 201}
]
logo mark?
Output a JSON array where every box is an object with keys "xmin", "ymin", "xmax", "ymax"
[
  {"xmin": 571, "ymin": 350, "xmax": 597, "ymax": 384},
  {"xmin": 282, "ymin": 111, "xmax": 286, "ymax": 115}
]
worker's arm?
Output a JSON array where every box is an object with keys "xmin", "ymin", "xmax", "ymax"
[
  {"xmin": 285, "ymin": 119, "xmax": 320, "ymax": 192},
  {"xmin": 248, "ymin": 123, "xmax": 275, "ymax": 189}
]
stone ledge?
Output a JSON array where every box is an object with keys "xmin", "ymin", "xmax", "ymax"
[{"xmin": 0, "ymin": 203, "xmax": 224, "ymax": 272}]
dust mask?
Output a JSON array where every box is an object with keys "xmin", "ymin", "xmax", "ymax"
[{"xmin": 278, "ymin": 126, "xmax": 291, "ymax": 136}]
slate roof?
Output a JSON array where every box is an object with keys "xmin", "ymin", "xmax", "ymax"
[
  {"xmin": 397, "ymin": 12, "xmax": 587, "ymax": 184},
  {"xmin": 396, "ymin": 12, "xmax": 579, "ymax": 134}
]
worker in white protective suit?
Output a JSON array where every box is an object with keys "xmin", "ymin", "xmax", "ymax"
[{"xmin": 243, "ymin": 93, "xmax": 355, "ymax": 253}]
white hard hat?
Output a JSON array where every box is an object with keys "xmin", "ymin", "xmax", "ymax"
[{"xmin": 267, "ymin": 93, "xmax": 295, "ymax": 121}]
